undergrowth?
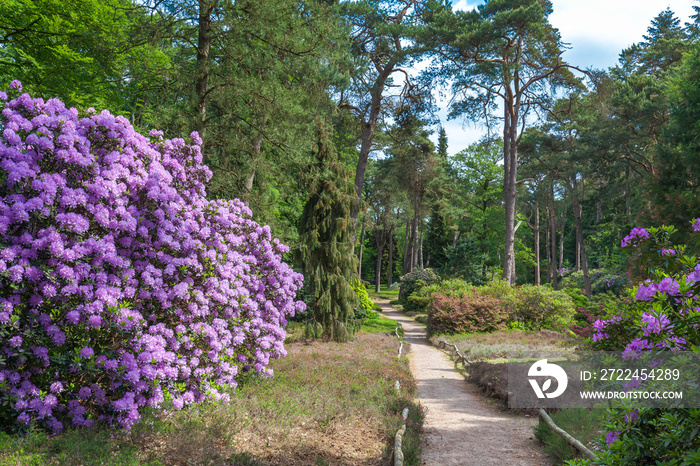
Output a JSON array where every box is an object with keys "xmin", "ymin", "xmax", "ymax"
[{"xmin": 0, "ymin": 332, "xmax": 421, "ymax": 465}]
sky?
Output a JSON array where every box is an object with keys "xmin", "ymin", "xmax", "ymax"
[{"xmin": 436, "ymin": 0, "xmax": 698, "ymax": 157}]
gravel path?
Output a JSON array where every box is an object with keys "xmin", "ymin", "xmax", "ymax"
[{"xmin": 381, "ymin": 302, "xmax": 553, "ymax": 466}]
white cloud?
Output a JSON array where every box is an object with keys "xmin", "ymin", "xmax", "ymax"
[
  {"xmin": 549, "ymin": 0, "xmax": 696, "ymax": 68},
  {"xmin": 453, "ymin": 0, "xmax": 478, "ymax": 12}
]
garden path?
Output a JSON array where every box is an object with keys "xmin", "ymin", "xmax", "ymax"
[{"xmin": 380, "ymin": 300, "xmax": 553, "ymax": 466}]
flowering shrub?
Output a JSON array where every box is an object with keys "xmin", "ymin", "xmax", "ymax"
[
  {"xmin": 570, "ymin": 220, "xmax": 700, "ymax": 465},
  {"xmin": 0, "ymin": 82, "xmax": 304, "ymax": 433},
  {"xmin": 426, "ymin": 291, "xmax": 507, "ymax": 335}
]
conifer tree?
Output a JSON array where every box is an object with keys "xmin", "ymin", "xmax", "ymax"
[{"xmin": 297, "ymin": 122, "xmax": 358, "ymax": 342}]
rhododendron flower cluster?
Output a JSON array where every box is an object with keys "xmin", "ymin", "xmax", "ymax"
[
  {"xmin": 620, "ymin": 227, "xmax": 650, "ymax": 247},
  {"xmin": 0, "ymin": 82, "xmax": 304, "ymax": 432}
]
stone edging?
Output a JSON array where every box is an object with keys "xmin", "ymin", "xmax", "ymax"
[{"xmin": 393, "ymin": 324, "xmax": 409, "ymax": 466}]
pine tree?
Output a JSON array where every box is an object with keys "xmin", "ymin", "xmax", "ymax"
[
  {"xmin": 297, "ymin": 122, "xmax": 358, "ymax": 342},
  {"xmin": 425, "ymin": 202, "xmax": 450, "ymax": 270}
]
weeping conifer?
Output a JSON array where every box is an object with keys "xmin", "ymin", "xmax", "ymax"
[{"xmin": 297, "ymin": 122, "xmax": 357, "ymax": 342}]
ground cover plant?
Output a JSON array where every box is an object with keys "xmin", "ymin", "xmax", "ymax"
[
  {"xmin": 429, "ymin": 329, "xmax": 578, "ymax": 362},
  {"xmin": 0, "ymin": 331, "xmax": 422, "ymax": 465},
  {"xmin": 0, "ymin": 83, "xmax": 304, "ymax": 432}
]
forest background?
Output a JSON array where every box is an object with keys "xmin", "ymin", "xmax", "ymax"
[{"xmin": 3, "ymin": 0, "xmax": 700, "ymax": 302}]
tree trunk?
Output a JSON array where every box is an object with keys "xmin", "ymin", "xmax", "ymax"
[
  {"xmin": 559, "ymin": 207, "xmax": 565, "ymax": 273},
  {"xmin": 388, "ymin": 229, "xmax": 394, "ymax": 288},
  {"xmin": 534, "ymin": 203, "xmax": 540, "ymax": 285},
  {"xmin": 411, "ymin": 213, "xmax": 419, "ymax": 271},
  {"xmin": 549, "ymin": 184, "xmax": 559, "ymax": 290},
  {"xmin": 572, "ymin": 177, "xmax": 592, "ymax": 298},
  {"xmin": 358, "ymin": 217, "xmax": 365, "ymax": 279},
  {"xmin": 576, "ymin": 236, "xmax": 581, "ymax": 272},
  {"xmin": 375, "ymin": 229, "xmax": 386, "ymax": 294},
  {"xmin": 419, "ymin": 219, "xmax": 424, "ymax": 269},
  {"xmin": 625, "ymin": 165, "xmax": 631, "ymax": 221},
  {"xmin": 502, "ymin": 88, "xmax": 519, "ymax": 285},
  {"xmin": 244, "ymin": 133, "xmax": 263, "ymax": 199},
  {"xmin": 350, "ymin": 68, "xmax": 396, "ymax": 259},
  {"xmin": 403, "ymin": 218, "xmax": 412, "ymax": 275},
  {"xmin": 546, "ymin": 211, "xmax": 552, "ymax": 283},
  {"xmin": 195, "ymin": 0, "xmax": 215, "ymax": 145}
]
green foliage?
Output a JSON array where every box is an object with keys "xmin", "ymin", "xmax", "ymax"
[
  {"xmin": 404, "ymin": 278, "xmax": 473, "ymax": 314},
  {"xmin": 446, "ymin": 140, "xmax": 505, "ymax": 278},
  {"xmin": 424, "ymin": 203, "xmax": 451, "ymax": 271},
  {"xmin": 0, "ymin": 0, "xmax": 169, "ymax": 114},
  {"xmin": 478, "ymin": 277, "xmax": 515, "ymax": 301},
  {"xmin": 650, "ymin": 39, "xmax": 700, "ymax": 235},
  {"xmin": 297, "ymin": 123, "xmax": 358, "ymax": 342},
  {"xmin": 398, "ymin": 268, "xmax": 440, "ymax": 303},
  {"xmin": 507, "ymin": 285, "xmax": 577, "ymax": 332},
  {"xmin": 560, "ymin": 269, "xmax": 629, "ymax": 295},
  {"xmin": 426, "ymin": 291, "xmax": 507, "ymax": 336},
  {"xmin": 561, "ymin": 287, "xmax": 590, "ymax": 309},
  {"xmin": 350, "ymin": 278, "xmax": 375, "ymax": 313},
  {"xmin": 441, "ymin": 237, "xmax": 488, "ymax": 285}
]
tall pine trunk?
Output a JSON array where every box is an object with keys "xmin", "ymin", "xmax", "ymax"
[
  {"xmin": 387, "ymin": 230, "xmax": 394, "ymax": 288},
  {"xmin": 195, "ymin": 0, "xmax": 214, "ymax": 145},
  {"xmin": 375, "ymin": 229, "xmax": 386, "ymax": 293},
  {"xmin": 549, "ymin": 184, "xmax": 558, "ymax": 290},
  {"xmin": 546, "ymin": 212, "xmax": 552, "ymax": 283},
  {"xmin": 403, "ymin": 218, "xmax": 412, "ymax": 275},
  {"xmin": 534, "ymin": 203, "xmax": 540, "ymax": 285},
  {"xmin": 358, "ymin": 217, "xmax": 365, "ymax": 279},
  {"xmin": 559, "ymin": 207, "xmax": 565, "ymax": 272},
  {"xmin": 572, "ymin": 177, "xmax": 592, "ymax": 298}
]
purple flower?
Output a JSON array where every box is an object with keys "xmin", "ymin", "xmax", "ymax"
[
  {"xmin": 79, "ymin": 347, "xmax": 94, "ymax": 359},
  {"xmin": 50, "ymin": 382, "xmax": 63, "ymax": 393},
  {"xmin": 621, "ymin": 227, "xmax": 650, "ymax": 248},
  {"xmin": 641, "ymin": 312, "xmax": 672, "ymax": 336},
  {"xmin": 692, "ymin": 218, "xmax": 700, "ymax": 232},
  {"xmin": 605, "ymin": 431, "xmax": 620, "ymax": 445},
  {"xmin": 622, "ymin": 338, "xmax": 652, "ymax": 360},
  {"xmin": 8, "ymin": 336, "xmax": 22, "ymax": 347},
  {"xmin": 623, "ymin": 377, "xmax": 642, "ymax": 391}
]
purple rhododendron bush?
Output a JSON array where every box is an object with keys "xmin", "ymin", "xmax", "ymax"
[
  {"xmin": 574, "ymin": 219, "xmax": 700, "ymax": 465},
  {"xmin": 0, "ymin": 81, "xmax": 305, "ymax": 433}
]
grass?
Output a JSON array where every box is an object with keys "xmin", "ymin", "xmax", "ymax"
[
  {"xmin": 1, "ymin": 331, "xmax": 423, "ymax": 466},
  {"xmin": 362, "ymin": 310, "xmax": 403, "ymax": 335},
  {"xmin": 430, "ymin": 329, "xmax": 579, "ymax": 362},
  {"xmin": 533, "ymin": 408, "xmax": 604, "ymax": 464},
  {"xmin": 367, "ymin": 284, "xmax": 400, "ymax": 302}
]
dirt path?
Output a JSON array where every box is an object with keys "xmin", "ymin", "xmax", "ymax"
[{"xmin": 380, "ymin": 301, "xmax": 552, "ymax": 466}]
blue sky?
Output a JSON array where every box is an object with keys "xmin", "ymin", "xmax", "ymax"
[{"xmin": 437, "ymin": 0, "xmax": 698, "ymax": 155}]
